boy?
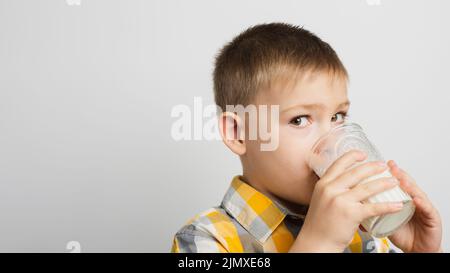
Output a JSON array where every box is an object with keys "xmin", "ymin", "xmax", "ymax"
[{"xmin": 171, "ymin": 23, "xmax": 442, "ymax": 253}]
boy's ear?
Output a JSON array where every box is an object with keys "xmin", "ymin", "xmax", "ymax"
[{"xmin": 218, "ymin": 112, "xmax": 246, "ymax": 155}]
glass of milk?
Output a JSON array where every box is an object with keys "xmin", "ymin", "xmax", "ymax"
[{"xmin": 308, "ymin": 122, "xmax": 415, "ymax": 238}]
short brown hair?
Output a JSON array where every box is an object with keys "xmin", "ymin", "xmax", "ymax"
[{"xmin": 213, "ymin": 23, "xmax": 348, "ymax": 110}]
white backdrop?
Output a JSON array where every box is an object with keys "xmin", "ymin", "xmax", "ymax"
[{"xmin": 0, "ymin": 0, "xmax": 449, "ymax": 252}]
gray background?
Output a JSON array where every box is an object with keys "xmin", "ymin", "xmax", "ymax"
[{"xmin": 0, "ymin": 0, "xmax": 449, "ymax": 252}]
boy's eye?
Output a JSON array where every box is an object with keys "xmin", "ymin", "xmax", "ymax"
[
  {"xmin": 289, "ymin": 116, "xmax": 310, "ymax": 127},
  {"xmin": 332, "ymin": 112, "xmax": 348, "ymax": 123}
]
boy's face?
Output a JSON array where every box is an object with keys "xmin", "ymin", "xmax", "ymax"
[{"xmin": 242, "ymin": 70, "xmax": 349, "ymax": 207}]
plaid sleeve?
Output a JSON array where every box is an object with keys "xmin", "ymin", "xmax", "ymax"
[
  {"xmin": 171, "ymin": 228, "xmax": 228, "ymax": 253},
  {"xmin": 347, "ymin": 230, "xmax": 403, "ymax": 253},
  {"xmin": 383, "ymin": 237, "xmax": 403, "ymax": 253}
]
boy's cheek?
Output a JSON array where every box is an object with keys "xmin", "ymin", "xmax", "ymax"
[
  {"xmin": 280, "ymin": 152, "xmax": 313, "ymax": 180},
  {"xmin": 280, "ymin": 128, "xmax": 318, "ymax": 151},
  {"xmin": 277, "ymin": 137, "xmax": 312, "ymax": 164}
]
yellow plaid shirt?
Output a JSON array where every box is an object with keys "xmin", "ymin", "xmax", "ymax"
[{"xmin": 171, "ymin": 176, "xmax": 399, "ymax": 253}]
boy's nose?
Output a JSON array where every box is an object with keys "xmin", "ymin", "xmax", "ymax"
[
  {"xmin": 317, "ymin": 123, "xmax": 333, "ymax": 137},
  {"xmin": 310, "ymin": 123, "xmax": 333, "ymax": 151}
]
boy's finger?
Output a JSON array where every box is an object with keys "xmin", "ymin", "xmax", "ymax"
[
  {"xmin": 331, "ymin": 160, "xmax": 388, "ymax": 189},
  {"xmin": 321, "ymin": 150, "xmax": 367, "ymax": 183},
  {"xmin": 398, "ymin": 178, "xmax": 428, "ymax": 201},
  {"xmin": 388, "ymin": 160, "xmax": 419, "ymax": 186},
  {"xmin": 361, "ymin": 202, "xmax": 404, "ymax": 219},
  {"xmin": 345, "ymin": 176, "xmax": 399, "ymax": 202},
  {"xmin": 388, "ymin": 160, "xmax": 428, "ymax": 199},
  {"xmin": 413, "ymin": 196, "xmax": 440, "ymax": 224},
  {"xmin": 387, "ymin": 162, "xmax": 439, "ymax": 225}
]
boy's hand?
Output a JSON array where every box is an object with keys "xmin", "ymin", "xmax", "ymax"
[
  {"xmin": 291, "ymin": 150, "xmax": 404, "ymax": 252},
  {"xmin": 386, "ymin": 160, "xmax": 442, "ymax": 253}
]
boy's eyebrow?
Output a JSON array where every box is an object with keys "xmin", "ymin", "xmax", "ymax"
[{"xmin": 281, "ymin": 101, "xmax": 351, "ymax": 113}]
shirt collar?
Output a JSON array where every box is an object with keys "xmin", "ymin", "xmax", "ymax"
[{"xmin": 221, "ymin": 176, "xmax": 307, "ymax": 243}]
